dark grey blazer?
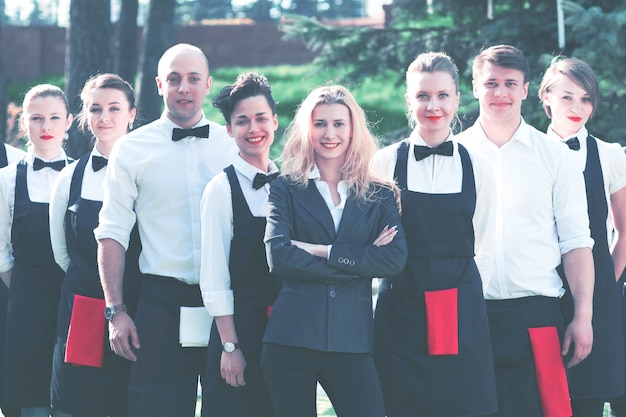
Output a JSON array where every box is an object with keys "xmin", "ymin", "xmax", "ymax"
[{"xmin": 264, "ymin": 176, "xmax": 407, "ymax": 353}]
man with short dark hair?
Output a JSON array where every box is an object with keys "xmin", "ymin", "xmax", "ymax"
[{"xmin": 458, "ymin": 44, "xmax": 594, "ymax": 417}]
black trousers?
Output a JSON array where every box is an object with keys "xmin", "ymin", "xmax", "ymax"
[
  {"xmin": 127, "ymin": 275, "xmax": 206, "ymax": 417},
  {"xmin": 261, "ymin": 343, "xmax": 384, "ymax": 417}
]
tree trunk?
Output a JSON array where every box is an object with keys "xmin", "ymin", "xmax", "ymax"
[
  {"xmin": 115, "ymin": 0, "xmax": 139, "ymax": 85},
  {"xmin": 65, "ymin": 0, "xmax": 112, "ymax": 158},
  {"xmin": 136, "ymin": 0, "xmax": 177, "ymax": 125}
]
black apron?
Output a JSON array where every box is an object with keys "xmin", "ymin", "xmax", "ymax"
[
  {"xmin": 0, "ymin": 145, "xmax": 8, "ymax": 167},
  {"xmin": 0, "ymin": 144, "xmax": 19, "ymax": 417},
  {"xmin": 561, "ymin": 135, "xmax": 625, "ymax": 399},
  {"xmin": 4, "ymin": 160, "xmax": 66, "ymax": 407},
  {"xmin": 50, "ymin": 154, "xmax": 141, "ymax": 416},
  {"xmin": 202, "ymin": 165, "xmax": 279, "ymax": 417},
  {"xmin": 374, "ymin": 141, "xmax": 497, "ymax": 417}
]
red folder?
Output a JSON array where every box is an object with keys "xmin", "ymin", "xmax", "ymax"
[
  {"xmin": 528, "ymin": 326, "xmax": 572, "ymax": 417},
  {"xmin": 424, "ymin": 288, "xmax": 458, "ymax": 355},
  {"xmin": 65, "ymin": 294, "xmax": 106, "ymax": 368}
]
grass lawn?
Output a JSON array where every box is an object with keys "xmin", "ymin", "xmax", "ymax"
[
  {"xmin": 192, "ymin": 385, "xmax": 337, "ymax": 416},
  {"xmin": 192, "ymin": 399, "xmax": 615, "ymax": 417}
]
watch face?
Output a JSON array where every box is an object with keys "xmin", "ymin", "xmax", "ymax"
[
  {"xmin": 104, "ymin": 307, "xmax": 114, "ymax": 320},
  {"xmin": 223, "ymin": 342, "xmax": 235, "ymax": 353}
]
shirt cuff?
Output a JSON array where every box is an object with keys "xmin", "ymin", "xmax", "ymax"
[
  {"xmin": 559, "ymin": 236, "xmax": 594, "ymax": 255},
  {"xmin": 93, "ymin": 228, "xmax": 130, "ymax": 251},
  {"xmin": 202, "ymin": 290, "xmax": 234, "ymax": 317},
  {"xmin": 0, "ymin": 256, "xmax": 14, "ymax": 274}
]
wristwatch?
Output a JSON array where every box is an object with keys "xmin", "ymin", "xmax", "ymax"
[
  {"xmin": 104, "ymin": 303, "xmax": 127, "ymax": 321},
  {"xmin": 222, "ymin": 341, "xmax": 240, "ymax": 353}
]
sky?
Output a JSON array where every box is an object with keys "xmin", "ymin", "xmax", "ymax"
[{"xmin": 4, "ymin": 0, "xmax": 387, "ymax": 26}]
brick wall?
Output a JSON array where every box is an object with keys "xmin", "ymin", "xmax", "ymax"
[{"xmin": 1, "ymin": 23, "xmax": 317, "ymax": 82}]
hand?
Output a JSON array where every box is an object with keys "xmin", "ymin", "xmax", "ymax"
[
  {"xmin": 221, "ymin": 349, "xmax": 247, "ymax": 387},
  {"xmin": 108, "ymin": 312, "xmax": 140, "ymax": 361},
  {"xmin": 291, "ymin": 240, "xmax": 312, "ymax": 252},
  {"xmin": 561, "ymin": 316, "xmax": 593, "ymax": 368},
  {"xmin": 372, "ymin": 225, "xmax": 398, "ymax": 247},
  {"xmin": 291, "ymin": 240, "xmax": 328, "ymax": 258}
]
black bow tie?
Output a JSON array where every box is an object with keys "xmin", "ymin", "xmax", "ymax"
[
  {"xmin": 413, "ymin": 141, "xmax": 454, "ymax": 161},
  {"xmin": 171, "ymin": 125, "xmax": 210, "ymax": 141},
  {"xmin": 33, "ymin": 158, "xmax": 65, "ymax": 172},
  {"xmin": 252, "ymin": 172, "xmax": 279, "ymax": 190},
  {"xmin": 565, "ymin": 137, "xmax": 580, "ymax": 151},
  {"xmin": 92, "ymin": 155, "xmax": 108, "ymax": 172}
]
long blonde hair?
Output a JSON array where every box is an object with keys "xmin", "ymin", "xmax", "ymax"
[{"xmin": 280, "ymin": 85, "xmax": 394, "ymax": 204}]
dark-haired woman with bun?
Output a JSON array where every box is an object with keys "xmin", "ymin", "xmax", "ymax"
[{"xmin": 199, "ymin": 72, "xmax": 280, "ymax": 417}]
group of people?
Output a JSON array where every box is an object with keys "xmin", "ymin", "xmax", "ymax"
[{"xmin": 0, "ymin": 40, "xmax": 621, "ymax": 417}]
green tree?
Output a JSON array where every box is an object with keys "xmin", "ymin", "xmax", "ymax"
[
  {"xmin": 557, "ymin": 1, "xmax": 626, "ymax": 139},
  {"xmin": 243, "ymin": 0, "xmax": 279, "ymax": 22},
  {"xmin": 176, "ymin": 0, "xmax": 234, "ymax": 23},
  {"xmin": 281, "ymin": 0, "xmax": 626, "ymax": 142}
]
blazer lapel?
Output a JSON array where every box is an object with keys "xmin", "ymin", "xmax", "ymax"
[
  {"xmin": 336, "ymin": 197, "xmax": 367, "ymax": 239},
  {"xmin": 291, "ymin": 181, "xmax": 336, "ymax": 239}
]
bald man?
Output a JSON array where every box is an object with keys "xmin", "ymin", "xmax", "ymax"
[{"xmin": 96, "ymin": 43, "xmax": 238, "ymax": 417}]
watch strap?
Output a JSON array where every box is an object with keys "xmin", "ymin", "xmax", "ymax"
[
  {"xmin": 222, "ymin": 342, "xmax": 240, "ymax": 352},
  {"xmin": 111, "ymin": 303, "xmax": 127, "ymax": 314},
  {"xmin": 105, "ymin": 303, "xmax": 127, "ymax": 320}
]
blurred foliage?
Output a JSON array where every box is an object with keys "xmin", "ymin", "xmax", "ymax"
[
  {"xmin": 4, "ymin": 65, "xmax": 409, "ymax": 157},
  {"xmin": 207, "ymin": 64, "xmax": 409, "ymax": 159},
  {"xmin": 281, "ymin": 0, "xmax": 626, "ymax": 143}
]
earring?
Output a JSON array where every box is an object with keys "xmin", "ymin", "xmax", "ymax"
[
  {"xmin": 128, "ymin": 122, "xmax": 134, "ymax": 131},
  {"xmin": 63, "ymin": 131, "xmax": 69, "ymax": 140}
]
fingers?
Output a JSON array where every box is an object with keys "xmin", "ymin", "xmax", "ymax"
[
  {"xmin": 111, "ymin": 334, "xmax": 137, "ymax": 361},
  {"xmin": 373, "ymin": 225, "xmax": 398, "ymax": 246},
  {"xmin": 560, "ymin": 333, "xmax": 571, "ymax": 358},
  {"xmin": 225, "ymin": 372, "xmax": 246, "ymax": 388},
  {"xmin": 562, "ymin": 323, "xmax": 593, "ymax": 368},
  {"xmin": 109, "ymin": 315, "xmax": 139, "ymax": 361},
  {"xmin": 566, "ymin": 341, "xmax": 592, "ymax": 368},
  {"xmin": 130, "ymin": 325, "xmax": 141, "ymax": 351},
  {"xmin": 221, "ymin": 351, "xmax": 247, "ymax": 387}
]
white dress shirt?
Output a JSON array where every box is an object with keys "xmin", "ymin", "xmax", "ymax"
[
  {"xmin": 457, "ymin": 118, "xmax": 594, "ymax": 300},
  {"xmin": 547, "ymin": 125, "xmax": 626, "ymax": 244},
  {"xmin": 94, "ymin": 114, "xmax": 238, "ymax": 284},
  {"xmin": 200, "ymin": 155, "xmax": 278, "ymax": 316},
  {"xmin": 309, "ymin": 166, "xmax": 348, "ymax": 233},
  {"xmin": 50, "ymin": 148, "xmax": 108, "ymax": 272},
  {"xmin": 373, "ymin": 130, "xmax": 496, "ymax": 292},
  {"xmin": 0, "ymin": 150, "xmax": 70, "ymax": 273},
  {"xmin": 3, "ymin": 144, "xmax": 26, "ymax": 164}
]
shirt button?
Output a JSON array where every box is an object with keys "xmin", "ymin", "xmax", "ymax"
[{"xmin": 329, "ymin": 290, "xmax": 336, "ymax": 298}]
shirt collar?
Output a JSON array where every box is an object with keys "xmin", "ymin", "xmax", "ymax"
[
  {"xmin": 309, "ymin": 165, "xmax": 321, "ymax": 180},
  {"xmin": 91, "ymin": 147, "xmax": 106, "ymax": 158},
  {"xmin": 546, "ymin": 124, "xmax": 588, "ymax": 144},
  {"xmin": 232, "ymin": 155, "xmax": 279, "ymax": 183},
  {"xmin": 408, "ymin": 128, "xmax": 454, "ymax": 147},
  {"xmin": 159, "ymin": 113, "xmax": 209, "ymax": 134},
  {"xmin": 26, "ymin": 148, "xmax": 67, "ymax": 164},
  {"xmin": 475, "ymin": 116, "xmax": 533, "ymax": 148}
]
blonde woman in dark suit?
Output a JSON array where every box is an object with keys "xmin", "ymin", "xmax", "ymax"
[{"xmin": 262, "ymin": 85, "xmax": 408, "ymax": 417}]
